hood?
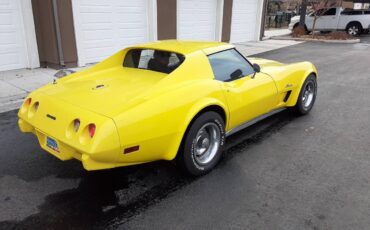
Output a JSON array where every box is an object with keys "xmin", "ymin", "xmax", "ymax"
[
  {"xmin": 249, "ymin": 57, "xmax": 287, "ymax": 77},
  {"xmin": 249, "ymin": 58, "xmax": 284, "ymax": 68},
  {"xmin": 39, "ymin": 67, "xmax": 166, "ymax": 117}
]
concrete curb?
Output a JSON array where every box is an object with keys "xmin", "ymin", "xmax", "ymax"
[
  {"xmin": 270, "ymin": 36, "xmax": 361, "ymax": 44},
  {"xmin": 0, "ymin": 97, "xmax": 24, "ymax": 113}
]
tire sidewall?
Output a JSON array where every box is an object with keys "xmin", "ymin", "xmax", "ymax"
[
  {"xmin": 296, "ymin": 75, "xmax": 317, "ymax": 115},
  {"xmin": 182, "ymin": 112, "xmax": 225, "ymax": 176},
  {"xmin": 347, "ymin": 23, "xmax": 362, "ymax": 36}
]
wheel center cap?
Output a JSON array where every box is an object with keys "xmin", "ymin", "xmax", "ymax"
[
  {"xmin": 202, "ymin": 138, "xmax": 210, "ymax": 149},
  {"xmin": 196, "ymin": 132, "xmax": 210, "ymax": 156}
]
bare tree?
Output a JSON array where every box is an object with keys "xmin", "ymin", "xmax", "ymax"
[
  {"xmin": 299, "ymin": 0, "xmax": 308, "ymax": 27},
  {"xmin": 309, "ymin": 0, "xmax": 340, "ymax": 37}
]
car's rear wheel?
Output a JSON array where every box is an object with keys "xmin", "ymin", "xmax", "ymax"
[
  {"xmin": 346, "ymin": 22, "xmax": 362, "ymax": 36},
  {"xmin": 177, "ymin": 111, "xmax": 225, "ymax": 176},
  {"xmin": 293, "ymin": 74, "xmax": 317, "ymax": 115}
]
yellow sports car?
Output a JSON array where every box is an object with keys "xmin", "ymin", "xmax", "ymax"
[{"xmin": 18, "ymin": 40, "xmax": 317, "ymax": 176}]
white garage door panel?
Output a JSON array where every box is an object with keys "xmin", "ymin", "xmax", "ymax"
[
  {"xmin": 74, "ymin": 0, "xmax": 149, "ymax": 65},
  {"xmin": 230, "ymin": 0, "xmax": 258, "ymax": 43},
  {"xmin": 178, "ymin": 0, "xmax": 218, "ymax": 40},
  {"xmin": 0, "ymin": 0, "xmax": 28, "ymax": 71}
]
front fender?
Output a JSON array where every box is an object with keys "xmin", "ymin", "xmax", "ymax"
[{"xmin": 286, "ymin": 62, "xmax": 318, "ymax": 107}]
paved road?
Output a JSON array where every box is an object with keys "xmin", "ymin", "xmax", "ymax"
[
  {"xmin": 361, "ymin": 34, "xmax": 370, "ymax": 43},
  {"xmin": 1, "ymin": 38, "xmax": 370, "ymax": 229}
]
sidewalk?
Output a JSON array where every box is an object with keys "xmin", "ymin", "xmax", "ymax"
[
  {"xmin": 0, "ymin": 39, "xmax": 303, "ymax": 113},
  {"xmin": 264, "ymin": 29, "xmax": 291, "ymax": 39},
  {"xmin": 234, "ymin": 39, "xmax": 302, "ymax": 56}
]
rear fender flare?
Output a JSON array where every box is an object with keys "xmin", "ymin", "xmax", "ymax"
[{"xmin": 163, "ymin": 98, "xmax": 229, "ymax": 160}]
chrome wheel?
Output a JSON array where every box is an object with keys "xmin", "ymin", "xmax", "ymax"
[
  {"xmin": 348, "ymin": 26, "xmax": 359, "ymax": 36},
  {"xmin": 302, "ymin": 81, "xmax": 315, "ymax": 108},
  {"xmin": 193, "ymin": 122, "xmax": 221, "ymax": 165}
]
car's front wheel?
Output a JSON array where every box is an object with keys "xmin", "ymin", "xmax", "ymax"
[
  {"xmin": 294, "ymin": 74, "xmax": 317, "ymax": 115},
  {"xmin": 177, "ymin": 111, "xmax": 225, "ymax": 176}
]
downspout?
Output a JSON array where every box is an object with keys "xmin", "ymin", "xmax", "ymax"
[
  {"xmin": 259, "ymin": 0, "xmax": 268, "ymax": 40},
  {"xmin": 51, "ymin": 0, "xmax": 65, "ymax": 67}
]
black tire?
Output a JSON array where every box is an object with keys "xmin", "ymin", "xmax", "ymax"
[
  {"xmin": 346, "ymin": 22, "xmax": 362, "ymax": 36},
  {"xmin": 176, "ymin": 111, "xmax": 225, "ymax": 176},
  {"xmin": 303, "ymin": 25, "xmax": 309, "ymax": 34},
  {"xmin": 293, "ymin": 74, "xmax": 317, "ymax": 115}
]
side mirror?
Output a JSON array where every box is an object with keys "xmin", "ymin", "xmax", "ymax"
[
  {"xmin": 253, "ymin": 64, "xmax": 261, "ymax": 73},
  {"xmin": 54, "ymin": 69, "xmax": 76, "ymax": 79},
  {"xmin": 252, "ymin": 64, "xmax": 260, "ymax": 79}
]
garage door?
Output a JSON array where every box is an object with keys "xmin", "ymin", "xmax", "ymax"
[
  {"xmin": 0, "ymin": 0, "xmax": 29, "ymax": 71},
  {"xmin": 177, "ymin": 0, "xmax": 218, "ymax": 41},
  {"xmin": 230, "ymin": 0, "xmax": 258, "ymax": 43},
  {"xmin": 72, "ymin": 0, "xmax": 151, "ymax": 66}
]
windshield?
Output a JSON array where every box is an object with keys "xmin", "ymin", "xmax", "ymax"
[{"xmin": 123, "ymin": 49, "xmax": 185, "ymax": 74}]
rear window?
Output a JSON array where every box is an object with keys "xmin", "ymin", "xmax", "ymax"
[
  {"xmin": 341, "ymin": 10, "xmax": 363, "ymax": 15},
  {"xmin": 123, "ymin": 49, "xmax": 185, "ymax": 74}
]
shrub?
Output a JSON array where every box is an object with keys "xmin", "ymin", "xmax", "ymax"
[
  {"xmin": 292, "ymin": 25, "xmax": 307, "ymax": 38},
  {"xmin": 327, "ymin": 31, "xmax": 353, "ymax": 40}
]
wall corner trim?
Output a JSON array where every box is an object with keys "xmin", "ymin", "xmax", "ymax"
[{"xmin": 21, "ymin": 0, "xmax": 40, "ymax": 69}]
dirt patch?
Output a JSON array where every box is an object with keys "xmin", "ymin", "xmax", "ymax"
[
  {"xmin": 301, "ymin": 31, "xmax": 355, "ymax": 40},
  {"xmin": 292, "ymin": 25, "xmax": 307, "ymax": 38},
  {"xmin": 292, "ymin": 26, "xmax": 356, "ymax": 40}
]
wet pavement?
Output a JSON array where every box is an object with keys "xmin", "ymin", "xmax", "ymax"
[{"xmin": 1, "ymin": 39, "xmax": 370, "ymax": 229}]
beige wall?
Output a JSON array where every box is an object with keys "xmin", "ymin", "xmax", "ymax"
[{"xmin": 342, "ymin": 1, "xmax": 354, "ymax": 8}]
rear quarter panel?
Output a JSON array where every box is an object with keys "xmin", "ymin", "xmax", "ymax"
[{"xmin": 338, "ymin": 15, "xmax": 370, "ymax": 29}]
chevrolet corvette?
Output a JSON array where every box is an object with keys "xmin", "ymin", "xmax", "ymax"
[{"xmin": 18, "ymin": 40, "xmax": 317, "ymax": 176}]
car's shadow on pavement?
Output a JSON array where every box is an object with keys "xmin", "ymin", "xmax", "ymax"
[{"xmin": 0, "ymin": 110, "xmax": 297, "ymax": 230}]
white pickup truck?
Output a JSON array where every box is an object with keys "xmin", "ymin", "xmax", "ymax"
[{"xmin": 289, "ymin": 7, "xmax": 370, "ymax": 36}]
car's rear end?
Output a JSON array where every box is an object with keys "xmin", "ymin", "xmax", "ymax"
[{"xmin": 18, "ymin": 91, "xmax": 121, "ymax": 170}]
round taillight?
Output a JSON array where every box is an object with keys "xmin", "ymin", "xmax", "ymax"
[
  {"xmin": 88, "ymin": 124, "xmax": 96, "ymax": 138},
  {"xmin": 73, "ymin": 119, "xmax": 80, "ymax": 132},
  {"xmin": 25, "ymin": 98, "xmax": 32, "ymax": 106},
  {"xmin": 34, "ymin": 102, "xmax": 39, "ymax": 111},
  {"xmin": 21, "ymin": 98, "xmax": 33, "ymax": 114}
]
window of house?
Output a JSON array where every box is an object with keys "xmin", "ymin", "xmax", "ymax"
[{"xmin": 208, "ymin": 49, "xmax": 255, "ymax": 82}]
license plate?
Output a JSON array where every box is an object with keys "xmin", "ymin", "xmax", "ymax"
[{"xmin": 46, "ymin": 136, "xmax": 59, "ymax": 152}]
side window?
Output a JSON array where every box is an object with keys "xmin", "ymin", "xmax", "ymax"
[
  {"xmin": 352, "ymin": 11, "xmax": 364, "ymax": 15},
  {"xmin": 341, "ymin": 10, "xmax": 363, "ymax": 15},
  {"xmin": 323, "ymin": 8, "xmax": 336, "ymax": 16},
  {"xmin": 208, "ymin": 49, "xmax": 255, "ymax": 82}
]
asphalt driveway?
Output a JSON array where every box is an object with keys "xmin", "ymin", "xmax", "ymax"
[
  {"xmin": 0, "ymin": 39, "xmax": 369, "ymax": 230},
  {"xmin": 361, "ymin": 34, "xmax": 370, "ymax": 43}
]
